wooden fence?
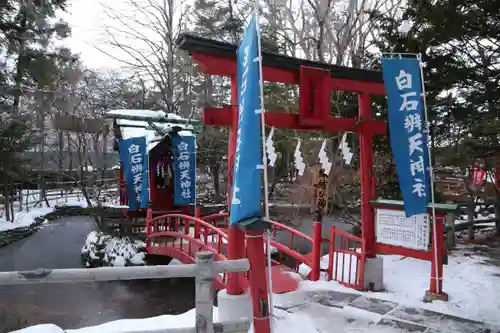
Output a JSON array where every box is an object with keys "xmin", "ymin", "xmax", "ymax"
[{"xmin": 0, "ymin": 252, "xmax": 250, "ymax": 333}]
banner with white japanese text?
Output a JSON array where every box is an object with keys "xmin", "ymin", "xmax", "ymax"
[
  {"xmin": 119, "ymin": 137, "xmax": 149, "ymax": 210},
  {"xmin": 172, "ymin": 133, "xmax": 196, "ymax": 206},
  {"xmin": 229, "ymin": 12, "xmax": 262, "ymax": 227},
  {"xmin": 381, "ymin": 57, "xmax": 430, "ymax": 217}
]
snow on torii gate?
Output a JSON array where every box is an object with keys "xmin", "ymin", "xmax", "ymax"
[{"xmin": 177, "ymin": 33, "xmax": 386, "ymax": 294}]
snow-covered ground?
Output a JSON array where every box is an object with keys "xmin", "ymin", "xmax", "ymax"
[
  {"xmin": 298, "ymin": 246, "xmax": 500, "ymax": 325},
  {"xmin": 13, "ymin": 242, "xmax": 500, "ymax": 333},
  {"xmin": 81, "ymin": 231, "xmax": 146, "ymax": 267},
  {"xmin": 454, "ymin": 203, "xmax": 496, "ymax": 226},
  {"xmin": 0, "ymin": 196, "xmax": 92, "ymax": 233}
]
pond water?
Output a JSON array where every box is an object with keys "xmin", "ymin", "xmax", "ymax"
[{"xmin": 0, "ymin": 216, "xmax": 196, "ymax": 332}]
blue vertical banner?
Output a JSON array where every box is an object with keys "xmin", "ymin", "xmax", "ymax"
[
  {"xmin": 119, "ymin": 137, "xmax": 149, "ymax": 210},
  {"xmin": 229, "ymin": 12, "xmax": 262, "ymax": 227},
  {"xmin": 172, "ymin": 133, "xmax": 196, "ymax": 206},
  {"xmin": 381, "ymin": 57, "xmax": 430, "ymax": 217}
]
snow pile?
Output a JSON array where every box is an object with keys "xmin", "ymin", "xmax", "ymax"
[{"xmin": 81, "ymin": 231, "xmax": 146, "ymax": 267}]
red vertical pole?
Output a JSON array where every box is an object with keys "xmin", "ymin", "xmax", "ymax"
[
  {"xmin": 227, "ymin": 76, "xmax": 246, "ymax": 295},
  {"xmin": 246, "ymin": 230, "xmax": 271, "ymax": 333},
  {"xmin": 311, "ymin": 210, "xmax": 323, "ymax": 281},
  {"xmin": 426, "ymin": 215, "xmax": 448, "ymax": 300},
  {"xmin": 119, "ymin": 164, "xmax": 126, "ymax": 206},
  {"xmin": 146, "ymin": 206, "xmax": 153, "ymax": 249},
  {"xmin": 358, "ymin": 93, "xmax": 376, "ymax": 258},
  {"xmin": 194, "ymin": 207, "xmax": 201, "ymax": 239}
]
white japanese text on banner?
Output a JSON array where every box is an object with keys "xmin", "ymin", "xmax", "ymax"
[
  {"xmin": 381, "ymin": 57, "xmax": 431, "ymax": 217},
  {"xmin": 172, "ymin": 133, "xmax": 196, "ymax": 206},
  {"xmin": 118, "ymin": 137, "xmax": 150, "ymax": 210}
]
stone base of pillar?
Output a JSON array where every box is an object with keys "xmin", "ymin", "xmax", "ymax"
[
  {"xmin": 363, "ymin": 256, "xmax": 384, "ymax": 291},
  {"xmin": 217, "ymin": 289, "xmax": 252, "ymax": 323}
]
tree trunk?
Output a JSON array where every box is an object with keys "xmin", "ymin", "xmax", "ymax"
[
  {"xmin": 211, "ymin": 163, "xmax": 221, "ymax": 203},
  {"xmin": 4, "ymin": 182, "xmax": 11, "ymax": 222},
  {"xmin": 467, "ymin": 199, "xmax": 475, "ymax": 241},
  {"xmin": 496, "ymin": 197, "xmax": 500, "ymax": 236}
]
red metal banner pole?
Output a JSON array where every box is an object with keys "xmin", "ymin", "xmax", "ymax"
[
  {"xmin": 425, "ymin": 215, "xmax": 448, "ymax": 301},
  {"xmin": 246, "ymin": 230, "xmax": 271, "ymax": 333},
  {"xmin": 311, "ymin": 210, "xmax": 323, "ymax": 281}
]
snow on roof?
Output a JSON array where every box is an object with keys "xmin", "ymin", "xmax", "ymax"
[
  {"xmin": 116, "ymin": 117, "xmax": 194, "ymax": 152},
  {"xmin": 106, "ymin": 109, "xmax": 187, "ymax": 122}
]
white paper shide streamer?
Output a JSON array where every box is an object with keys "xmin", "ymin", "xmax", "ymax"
[
  {"xmin": 294, "ymin": 138, "xmax": 306, "ymax": 176},
  {"xmin": 339, "ymin": 133, "xmax": 353, "ymax": 165},
  {"xmin": 318, "ymin": 139, "xmax": 332, "ymax": 175},
  {"xmin": 265, "ymin": 127, "xmax": 277, "ymax": 167}
]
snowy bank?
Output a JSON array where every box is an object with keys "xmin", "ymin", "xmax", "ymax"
[
  {"xmin": 0, "ymin": 196, "xmax": 92, "ymax": 233},
  {"xmin": 0, "ymin": 197, "xmax": 93, "ymax": 247},
  {"xmin": 81, "ymin": 231, "xmax": 146, "ymax": 267}
]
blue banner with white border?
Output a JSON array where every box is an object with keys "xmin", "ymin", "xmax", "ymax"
[
  {"xmin": 381, "ymin": 57, "xmax": 430, "ymax": 217},
  {"xmin": 229, "ymin": 12, "xmax": 262, "ymax": 227},
  {"xmin": 172, "ymin": 133, "xmax": 196, "ymax": 206},
  {"xmin": 119, "ymin": 137, "xmax": 149, "ymax": 210}
]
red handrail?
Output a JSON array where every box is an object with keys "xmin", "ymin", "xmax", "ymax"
[
  {"xmin": 327, "ymin": 226, "xmax": 365, "ymax": 290},
  {"xmin": 147, "ymin": 213, "xmax": 316, "ymax": 278}
]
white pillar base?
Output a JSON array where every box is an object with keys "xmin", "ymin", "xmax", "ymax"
[
  {"xmin": 217, "ymin": 289, "xmax": 252, "ymax": 323},
  {"xmin": 363, "ymin": 256, "xmax": 384, "ymax": 291}
]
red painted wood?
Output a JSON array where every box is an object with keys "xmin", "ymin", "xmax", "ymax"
[
  {"xmin": 299, "ymin": 66, "xmax": 331, "ymax": 126},
  {"xmin": 240, "ymin": 265, "xmax": 299, "ymax": 294},
  {"xmin": 191, "ymin": 52, "xmax": 385, "ymax": 96},
  {"xmin": 358, "ymin": 93, "xmax": 376, "ymax": 258},
  {"xmin": 227, "ymin": 75, "xmax": 247, "ymax": 296},
  {"xmin": 245, "ymin": 230, "xmax": 272, "ymax": 333},
  {"xmin": 204, "ymin": 106, "xmax": 386, "ymax": 134},
  {"xmin": 374, "ymin": 243, "xmax": 432, "ymax": 261},
  {"xmin": 310, "ymin": 221, "xmax": 322, "ymax": 281},
  {"xmin": 429, "ymin": 215, "xmax": 446, "ymax": 295}
]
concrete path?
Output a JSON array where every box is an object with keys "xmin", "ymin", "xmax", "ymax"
[{"xmin": 275, "ymin": 289, "xmax": 499, "ymax": 333}]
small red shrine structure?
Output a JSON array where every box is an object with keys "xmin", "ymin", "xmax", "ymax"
[
  {"xmin": 107, "ymin": 109, "xmax": 196, "ymax": 217},
  {"xmin": 177, "ymin": 33, "xmax": 450, "ymax": 304}
]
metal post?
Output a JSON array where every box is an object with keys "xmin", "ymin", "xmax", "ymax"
[{"xmin": 195, "ymin": 252, "xmax": 215, "ymax": 333}]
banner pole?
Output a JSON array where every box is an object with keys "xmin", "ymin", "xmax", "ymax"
[
  {"xmin": 417, "ymin": 54, "xmax": 440, "ymax": 294},
  {"xmin": 254, "ymin": 5, "xmax": 274, "ymax": 332}
]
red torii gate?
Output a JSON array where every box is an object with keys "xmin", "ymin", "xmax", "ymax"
[{"xmin": 177, "ymin": 32, "xmax": 386, "ymax": 299}]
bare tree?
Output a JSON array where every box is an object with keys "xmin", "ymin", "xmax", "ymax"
[{"xmin": 98, "ymin": 0, "xmax": 191, "ymax": 116}]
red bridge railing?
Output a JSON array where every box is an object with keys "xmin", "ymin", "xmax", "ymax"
[
  {"xmin": 146, "ymin": 214, "xmax": 230, "ymax": 289},
  {"xmin": 146, "ymin": 212, "xmax": 366, "ymax": 290},
  {"xmin": 201, "ymin": 213, "xmax": 314, "ymax": 272}
]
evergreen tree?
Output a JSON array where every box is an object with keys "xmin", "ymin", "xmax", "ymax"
[
  {"xmin": 371, "ymin": 0, "xmax": 500, "ymax": 166},
  {"xmin": 0, "ymin": 0, "xmax": 73, "ymax": 220}
]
